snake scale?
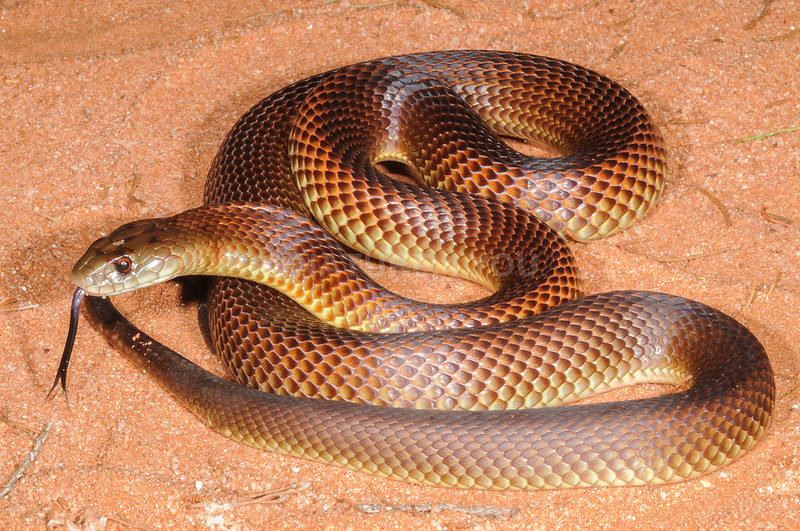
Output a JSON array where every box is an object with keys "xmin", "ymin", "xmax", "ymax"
[{"xmin": 61, "ymin": 51, "xmax": 774, "ymax": 490}]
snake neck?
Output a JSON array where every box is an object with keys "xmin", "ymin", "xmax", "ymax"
[
  {"xmin": 75, "ymin": 200, "xmax": 583, "ymax": 333},
  {"xmin": 169, "ymin": 202, "xmax": 585, "ymax": 333}
]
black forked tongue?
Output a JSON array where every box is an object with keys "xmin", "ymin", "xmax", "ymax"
[{"xmin": 48, "ymin": 287, "xmax": 85, "ymax": 405}]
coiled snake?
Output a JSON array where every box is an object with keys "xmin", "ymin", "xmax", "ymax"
[{"xmin": 56, "ymin": 51, "xmax": 774, "ymax": 490}]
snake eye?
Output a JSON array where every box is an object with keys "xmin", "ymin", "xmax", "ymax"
[{"xmin": 113, "ymin": 256, "xmax": 133, "ymax": 275}]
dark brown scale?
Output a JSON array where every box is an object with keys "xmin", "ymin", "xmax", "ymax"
[{"xmin": 85, "ymin": 51, "xmax": 774, "ymax": 490}]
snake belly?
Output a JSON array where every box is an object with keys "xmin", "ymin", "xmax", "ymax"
[{"xmin": 82, "ymin": 50, "xmax": 774, "ymax": 490}]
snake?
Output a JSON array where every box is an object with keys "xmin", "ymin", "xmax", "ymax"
[{"xmin": 55, "ymin": 50, "xmax": 775, "ymax": 490}]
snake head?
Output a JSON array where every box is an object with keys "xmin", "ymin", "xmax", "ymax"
[{"xmin": 72, "ymin": 218, "xmax": 186, "ymax": 296}]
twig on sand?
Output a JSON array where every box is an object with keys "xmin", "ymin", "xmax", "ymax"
[
  {"xmin": 783, "ymin": 386, "xmax": 800, "ymax": 401},
  {"xmin": 694, "ymin": 183, "xmax": 732, "ymax": 225},
  {"xmin": 608, "ymin": 41, "xmax": 628, "ymax": 60},
  {"xmin": 734, "ymin": 280, "xmax": 758, "ymax": 318},
  {"xmin": 356, "ymin": 501, "xmax": 518, "ymax": 519},
  {"xmin": 230, "ymin": 483, "xmax": 310, "ymax": 507},
  {"xmin": 782, "ymin": 383, "xmax": 800, "ymax": 400},
  {"xmin": 0, "ymin": 422, "xmax": 55, "ymax": 499},
  {"xmin": 615, "ymin": 236, "xmax": 647, "ymax": 250},
  {"xmin": 1, "ymin": 407, "xmax": 38, "ymax": 437},
  {"xmin": 0, "ymin": 297, "xmax": 39, "ymax": 313},
  {"xmin": 349, "ymin": 1, "xmax": 398, "ymax": 8},
  {"xmin": 187, "ymin": 483, "xmax": 310, "ymax": 509},
  {"xmin": 743, "ymin": 0, "xmax": 772, "ymax": 30},
  {"xmin": 649, "ymin": 244, "xmax": 741, "ymax": 263},
  {"xmin": 664, "ymin": 118, "xmax": 710, "ymax": 126},
  {"xmin": 105, "ymin": 515, "xmax": 156, "ymax": 531},
  {"xmin": 420, "ymin": 0, "xmax": 466, "ymax": 18},
  {"xmin": 761, "ymin": 27, "xmax": 800, "ymax": 42},
  {"xmin": 127, "ymin": 172, "xmax": 145, "ymax": 208},
  {"xmin": 760, "ymin": 207, "xmax": 794, "ymax": 226},
  {"xmin": 764, "ymin": 271, "xmax": 782, "ymax": 299},
  {"xmin": 765, "ymin": 97, "xmax": 792, "ymax": 109},
  {"xmin": 733, "ymin": 125, "xmax": 800, "ymax": 142}
]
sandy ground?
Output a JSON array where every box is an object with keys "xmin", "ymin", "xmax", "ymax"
[{"xmin": 1, "ymin": 1, "xmax": 799, "ymax": 529}]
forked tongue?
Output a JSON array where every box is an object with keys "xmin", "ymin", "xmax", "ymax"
[{"xmin": 47, "ymin": 287, "xmax": 86, "ymax": 405}]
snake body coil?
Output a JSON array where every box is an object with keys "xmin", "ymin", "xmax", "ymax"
[{"xmin": 72, "ymin": 51, "xmax": 774, "ymax": 490}]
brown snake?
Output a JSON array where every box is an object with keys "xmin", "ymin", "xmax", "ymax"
[{"xmin": 57, "ymin": 51, "xmax": 775, "ymax": 490}]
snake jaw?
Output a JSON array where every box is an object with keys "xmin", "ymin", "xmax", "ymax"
[
  {"xmin": 71, "ymin": 219, "xmax": 187, "ymax": 296},
  {"xmin": 71, "ymin": 255, "xmax": 158, "ymax": 296}
]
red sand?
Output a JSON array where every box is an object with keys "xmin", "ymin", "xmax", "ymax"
[{"xmin": 1, "ymin": 1, "xmax": 798, "ymax": 529}]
